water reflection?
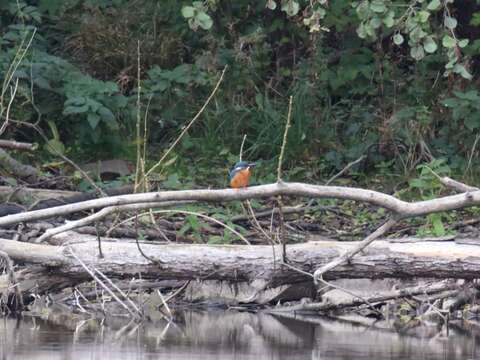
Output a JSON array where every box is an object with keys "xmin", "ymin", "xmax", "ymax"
[{"xmin": 0, "ymin": 309, "xmax": 478, "ymax": 359}]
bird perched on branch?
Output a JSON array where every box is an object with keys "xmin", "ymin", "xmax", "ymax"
[{"xmin": 229, "ymin": 161, "xmax": 256, "ymax": 188}]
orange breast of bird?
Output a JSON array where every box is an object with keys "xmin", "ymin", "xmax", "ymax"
[{"xmin": 230, "ymin": 168, "xmax": 251, "ymax": 188}]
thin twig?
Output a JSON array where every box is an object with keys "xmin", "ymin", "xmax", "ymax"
[
  {"xmin": 73, "ymin": 289, "xmax": 88, "ymax": 313},
  {"xmin": 134, "ymin": 40, "xmax": 143, "ymax": 192},
  {"xmin": 35, "ymin": 201, "xmax": 184, "ymax": 243},
  {"xmin": 277, "ymin": 96, "xmax": 293, "ymax": 182},
  {"xmin": 95, "ymin": 221, "xmax": 104, "ymax": 259},
  {"xmin": 325, "ymin": 155, "xmax": 366, "ymax": 186},
  {"xmin": 119, "ymin": 209, "xmax": 251, "ymax": 245},
  {"xmin": 134, "ymin": 213, "xmax": 163, "ymax": 264},
  {"xmin": 239, "ymin": 134, "xmax": 247, "ymax": 161},
  {"xmin": 140, "ymin": 95, "xmax": 152, "ymax": 191},
  {"xmin": 313, "ymin": 217, "xmax": 398, "ymax": 283},
  {"xmin": 94, "ymin": 267, "xmax": 142, "ymax": 315},
  {"xmin": 68, "ymin": 248, "xmax": 141, "ymax": 319},
  {"xmin": 163, "ymin": 281, "xmax": 190, "ymax": 303},
  {"xmin": 0, "ymin": 79, "xmax": 19, "ymax": 136},
  {"xmin": 245, "ymin": 199, "xmax": 277, "ymax": 272},
  {"xmin": 156, "ymin": 289, "xmax": 173, "ymax": 319},
  {"xmin": 277, "ymin": 195, "xmax": 287, "ymax": 261},
  {"xmin": 231, "ymin": 205, "xmax": 306, "ymax": 222},
  {"xmin": 0, "ymin": 250, "xmax": 24, "ymax": 310},
  {"xmin": 144, "ymin": 66, "xmax": 227, "ymax": 179},
  {"xmin": 244, "ymin": 200, "xmax": 275, "ymax": 244},
  {"xmin": 276, "ymin": 96, "xmax": 293, "ymax": 260},
  {"xmin": 466, "ymin": 133, "xmax": 480, "ymax": 176},
  {"xmin": 1, "ymin": 27, "xmax": 36, "ymax": 104}
]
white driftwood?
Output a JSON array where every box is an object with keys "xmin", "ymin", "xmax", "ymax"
[
  {"xmin": 1, "ymin": 182, "xmax": 480, "ymax": 227},
  {"xmin": 1, "ymin": 236, "xmax": 480, "ymax": 295}
]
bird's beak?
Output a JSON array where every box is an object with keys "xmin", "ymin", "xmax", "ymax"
[{"xmin": 248, "ymin": 162, "xmax": 257, "ymax": 168}]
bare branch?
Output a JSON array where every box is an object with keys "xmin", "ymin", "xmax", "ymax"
[
  {"xmin": 239, "ymin": 134, "xmax": 247, "ymax": 161},
  {"xmin": 0, "ymin": 139, "xmax": 35, "ymax": 151},
  {"xmin": 277, "ymin": 96, "xmax": 293, "ymax": 182},
  {"xmin": 325, "ymin": 155, "xmax": 366, "ymax": 186},
  {"xmin": 35, "ymin": 201, "xmax": 183, "ymax": 243},
  {"xmin": 439, "ymin": 176, "xmax": 478, "ymax": 193},
  {"xmin": 2, "ymin": 182, "xmax": 480, "ymax": 227},
  {"xmin": 0, "ymin": 79, "xmax": 19, "ymax": 136},
  {"xmin": 313, "ymin": 218, "xmax": 398, "ymax": 283},
  {"xmin": 0, "ymin": 250, "xmax": 24, "ymax": 310},
  {"xmin": 68, "ymin": 248, "xmax": 142, "ymax": 319}
]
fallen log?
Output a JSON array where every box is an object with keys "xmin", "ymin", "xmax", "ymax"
[{"xmin": 1, "ymin": 236, "xmax": 480, "ymax": 296}]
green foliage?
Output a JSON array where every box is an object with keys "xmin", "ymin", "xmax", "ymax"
[
  {"xmin": 182, "ymin": 2, "xmax": 213, "ymax": 30},
  {"xmin": 351, "ymin": 0, "xmax": 471, "ymax": 78},
  {"xmin": 409, "ymin": 158, "xmax": 453, "ymax": 237},
  {"xmin": 409, "ymin": 158, "xmax": 450, "ymax": 199},
  {"xmin": 1, "ymin": 0, "xmax": 480, "ymax": 190},
  {"xmin": 443, "ymin": 90, "xmax": 480, "ymax": 131}
]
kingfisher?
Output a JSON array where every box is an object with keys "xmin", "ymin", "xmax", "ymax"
[{"xmin": 228, "ymin": 161, "xmax": 256, "ymax": 188}]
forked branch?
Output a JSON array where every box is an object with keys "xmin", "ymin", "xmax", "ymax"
[{"xmin": 2, "ymin": 182, "xmax": 480, "ymax": 227}]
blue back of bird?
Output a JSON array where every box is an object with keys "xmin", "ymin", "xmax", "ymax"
[{"xmin": 228, "ymin": 161, "xmax": 250, "ymax": 180}]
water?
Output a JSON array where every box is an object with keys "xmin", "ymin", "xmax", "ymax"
[{"xmin": 1, "ymin": 309, "xmax": 478, "ymax": 359}]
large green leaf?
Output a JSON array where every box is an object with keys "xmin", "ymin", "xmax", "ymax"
[
  {"xmin": 442, "ymin": 35, "xmax": 456, "ymax": 48},
  {"xmin": 181, "ymin": 6, "xmax": 195, "ymax": 18},
  {"xmin": 87, "ymin": 113, "xmax": 101, "ymax": 130},
  {"xmin": 427, "ymin": 0, "xmax": 441, "ymax": 10},
  {"xmin": 196, "ymin": 12, "xmax": 213, "ymax": 30},
  {"xmin": 444, "ymin": 16, "xmax": 457, "ymax": 29},
  {"xmin": 370, "ymin": 0, "xmax": 386, "ymax": 13},
  {"xmin": 423, "ymin": 37, "xmax": 437, "ymax": 53},
  {"xmin": 410, "ymin": 46, "xmax": 425, "ymax": 60}
]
